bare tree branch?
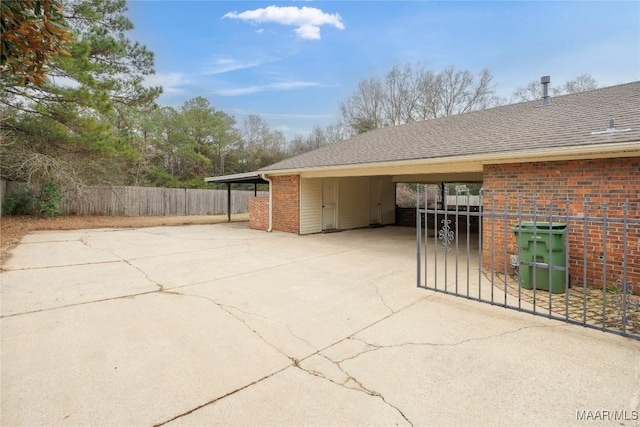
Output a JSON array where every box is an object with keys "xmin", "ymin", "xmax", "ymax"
[{"xmin": 340, "ymin": 63, "xmax": 498, "ymax": 134}]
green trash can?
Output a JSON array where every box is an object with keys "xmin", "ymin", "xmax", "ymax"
[{"xmin": 512, "ymin": 222, "xmax": 567, "ymax": 293}]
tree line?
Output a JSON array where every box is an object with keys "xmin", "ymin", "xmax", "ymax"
[
  {"xmin": 0, "ymin": 0, "xmax": 599, "ymax": 207},
  {"xmin": 339, "ymin": 64, "xmax": 596, "ymax": 133}
]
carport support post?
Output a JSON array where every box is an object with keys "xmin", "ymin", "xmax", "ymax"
[
  {"xmin": 254, "ymin": 183, "xmax": 257, "ymax": 196},
  {"xmin": 227, "ymin": 183, "xmax": 231, "ymax": 222}
]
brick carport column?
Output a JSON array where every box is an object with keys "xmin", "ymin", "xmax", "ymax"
[{"xmin": 270, "ymin": 175, "xmax": 300, "ymax": 234}]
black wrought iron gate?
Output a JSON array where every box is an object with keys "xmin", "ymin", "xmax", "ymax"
[{"xmin": 416, "ymin": 185, "xmax": 640, "ymax": 340}]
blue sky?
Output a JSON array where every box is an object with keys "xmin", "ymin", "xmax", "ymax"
[{"xmin": 128, "ymin": 1, "xmax": 640, "ymax": 139}]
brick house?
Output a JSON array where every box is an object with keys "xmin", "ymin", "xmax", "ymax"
[{"xmin": 207, "ymin": 81, "xmax": 640, "ymax": 290}]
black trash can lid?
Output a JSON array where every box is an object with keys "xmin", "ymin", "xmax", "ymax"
[{"xmin": 517, "ymin": 221, "xmax": 566, "ymax": 229}]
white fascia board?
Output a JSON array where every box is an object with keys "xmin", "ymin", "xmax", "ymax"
[{"xmin": 261, "ymin": 142, "xmax": 640, "ymax": 178}]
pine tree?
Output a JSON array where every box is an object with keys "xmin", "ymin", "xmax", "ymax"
[{"xmin": 1, "ymin": 0, "xmax": 161, "ymax": 191}]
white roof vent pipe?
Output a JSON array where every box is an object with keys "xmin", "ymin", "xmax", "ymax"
[
  {"xmin": 540, "ymin": 76, "xmax": 551, "ymax": 106},
  {"xmin": 591, "ymin": 118, "xmax": 632, "ymax": 135}
]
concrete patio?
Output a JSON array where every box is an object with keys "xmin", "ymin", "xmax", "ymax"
[{"xmin": 1, "ymin": 223, "xmax": 639, "ymax": 426}]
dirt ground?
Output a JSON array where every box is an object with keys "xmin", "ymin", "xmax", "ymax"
[{"xmin": 0, "ymin": 214, "xmax": 249, "ymax": 266}]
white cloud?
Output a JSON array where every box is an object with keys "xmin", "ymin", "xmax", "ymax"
[
  {"xmin": 214, "ymin": 81, "xmax": 321, "ymax": 96},
  {"xmin": 144, "ymin": 72, "xmax": 190, "ymax": 94},
  {"xmin": 203, "ymin": 58, "xmax": 261, "ymax": 75},
  {"xmin": 223, "ymin": 6, "xmax": 345, "ymax": 40},
  {"xmin": 295, "ymin": 24, "xmax": 320, "ymax": 40},
  {"xmin": 229, "ymin": 108, "xmax": 332, "ymax": 120}
]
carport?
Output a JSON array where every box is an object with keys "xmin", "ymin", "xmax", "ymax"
[
  {"xmin": 294, "ymin": 170, "xmax": 484, "ymax": 235},
  {"xmin": 204, "ymin": 172, "xmax": 269, "ymax": 222}
]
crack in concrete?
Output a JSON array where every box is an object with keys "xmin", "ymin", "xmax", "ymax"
[
  {"xmin": 153, "ymin": 291, "xmax": 430, "ymax": 426},
  {"xmin": 326, "ymin": 339, "xmax": 381, "ymax": 365},
  {"xmin": 81, "ymin": 235, "xmax": 165, "ymax": 292},
  {"xmin": 80, "ymin": 232, "xmax": 91, "ymax": 247},
  {"xmin": 0, "ymin": 274, "xmax": 185, "ymax": 318},
  {"xmin": 371, "ymin": 270, "xmax": 404, "ymax": 314},
  {"xmin": 4, "ymin": 259, "xmax": 122, "ymax": 272},
  {"xmin": 3, "ymin": 235, "xmax": 177, "ymax": 317},
  {"xmin": 374, "ymin": 283, "xmax": 394, "ymax": 314},
  {"xmin": 0, "ymin": 289, "xmax": 162, "ymax": 319},
  {"xmin": 153, "ymin": 365, "xmax": 290, "ymax": 427},
  {"xmin": 331, "ymin": 324, "xmax": 560, "ymax": 365},
  {"xmin": 298, "ymin": 322, "xmax": 558, "ymax": 425},
  {"xmin": 295, "ymin": 353, "xmax": 413, "ymax": 425},
  {"xmin": 223, "ymin": 303, "xmax": 318, "ymax": 352},
  {"xmin": 122, "ymin": 258, "xmax": 164, "ymax": 291},
  {"xmin": 176, "ymin": 292, "xmax": 413, "ymax": 423},
  {"xmin": 151, "ymin": 290, "xmax": 313, "ymax": 427},
  {"xmin": 164, "ymin": 291, "xmax": 294, "ymax": 362},
  {"xmin": 6, "ymin": 232, "xmax": 127, "ymax": 272}
]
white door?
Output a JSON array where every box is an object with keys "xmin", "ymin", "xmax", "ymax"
[
  {"xmin": 322, "ymin": 178, "xmax": 337, "ymax": 230},
  {"xmin": 369, "ymin": 177, "xmax": 381, "ymax": 225}
]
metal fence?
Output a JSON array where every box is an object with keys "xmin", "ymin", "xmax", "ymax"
[
  {"xmin": 1, "ymin": 181, "xmax": 267, "ymax": 216},
  {"xmin": 416, "ymin": 186, "xmax": 640, "ymax": 340}
]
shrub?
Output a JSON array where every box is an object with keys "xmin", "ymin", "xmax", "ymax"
[
  {"xmin": 36, "ymin": 182, "xmax": 63, "ymax": 217},
  {"xmin": 2, "ymin": 188, "xmax": 35, "ymax": 215}
]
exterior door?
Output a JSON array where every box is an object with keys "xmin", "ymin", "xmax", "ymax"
[
  {"xmin": 369, "ymin": 177, "xmax": 381, "ymax": 225},
  {"xmin": 322, "ymin": 178, "xmax": 337, "ymax": 230}
]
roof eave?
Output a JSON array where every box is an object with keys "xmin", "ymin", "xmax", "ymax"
[{"xmin": 260, "ymin": 141, "xmax": 640, "ymax": 177}]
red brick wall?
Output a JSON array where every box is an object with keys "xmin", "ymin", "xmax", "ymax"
[
  {"xmin": 249, "ymin": 197, "xmax": 269, "ymax": 231},
  {"xmin": 271, "ymin": 175, "xmax": 300, "ymax": 234},
  {"xmin": 482, "ymin": 157, "xmax": 640, "ymax": 292}
]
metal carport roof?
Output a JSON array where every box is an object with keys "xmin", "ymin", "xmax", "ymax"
[
  {"xmin": 204, "ymin": 172, "xmax": 269, "ymax": 221},
  {"xmin": 204, "ymin": 172, "xmax": 269, "ymax": 185}
]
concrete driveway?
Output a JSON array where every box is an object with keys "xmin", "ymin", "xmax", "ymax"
[{"xmin": 1, "ymin": 223, "xmax": 639, "ymax": 426}]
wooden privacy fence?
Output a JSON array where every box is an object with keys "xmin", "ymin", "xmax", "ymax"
[
  {"xmin": 59, "ymin": 186, "xmax": 268, "ymax": 216},
  {"xmin": 1, "ymin": 181, "xmax": 267, "ymax": 216}
]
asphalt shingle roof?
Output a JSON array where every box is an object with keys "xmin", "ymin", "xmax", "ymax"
[{"xmin": 261, "ymin": 82, "xmax": 640, "ymax": 172}]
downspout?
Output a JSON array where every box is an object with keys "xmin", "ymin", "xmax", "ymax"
[
  {"xmin": 260, "ymin": 173, "xmax": 273, "ymax": 232},
  {"xmin": 226, "ymin": 182, "xmax": 231, "ymax": 222}
]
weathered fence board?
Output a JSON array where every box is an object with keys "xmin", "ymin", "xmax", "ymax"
[
  {"xmin": 0, "ymin": 181, "xmax": 267, "ymax": 216},
  {"xmin": 0, "ymin": 180, "xmax": 6, "ymax": 216}
]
